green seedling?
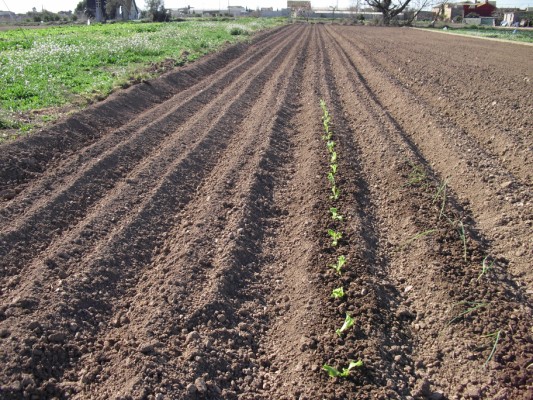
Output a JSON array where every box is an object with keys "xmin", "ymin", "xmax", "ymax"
[
  {"xmin": 330, "ymin": 151, "xmax": 337, "ymax": 164},
  {"xmin": 458, "ymin": 221, "xmax": 468, "ymax": 261},
  {"xmin": 405, "ymin": 163, "xmax": 426, "ymax": 186},
  {"xmin": 432, "ymin": 179, "xmax": 448, "ymax": 220},
  {"xmin": 477, "ymin": 256, "xmax": 494, "ymax": 281},
  {"xmin": 323, "ymin": 360, "xmax": 363, "ymax": 378},
  {"xmin": 448, "ymin": 301, "xmax": 488, "ymax": 325},
  {"xmin": 331, "ymin": 287, "xmax": 345, "ymax": 299},
  {"xmin": 330, "ymin": 186, "xmax": 340, "ymax": 201},
  {"xmin": 328, "ymin": 229, "xmax": 342, "ymax": 247},
  {"xmin": 399, "ymin": 229, "xmax": 436, "ymax": 250},
  {"xmin": 327, "ymin": 140, "xmax": 335, "ymax": 153},
  {"xmin": 327, "ymin": 172, "xmax": 336, "ymax": 186},
  {"xmin": 336, "ymin": 313, "xmax": 355, "ymax": 336},
  {"xmin": 329, "ymin": 255, "xmax": 346, "ymax": 275},
  {"xmin": 330, "ymin": 207, "xmax": 343, "ymax": 221},
  {"xmin": 483, "ymin": 330, "xmax": 501, "ymax": 368},
  {"xmin": 330, "ymin": 164, "xmax": 338, "ymax": 174}
]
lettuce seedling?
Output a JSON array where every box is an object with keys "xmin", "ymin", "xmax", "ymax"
[
  {"xmin": 327, "ymin": 230, "xmax": 342, "ymax": 247},
  {"xmin": 330, "ymin": 164, "xmax": 338, "ymax": 174},
  {"xmin": 330, "ymin": 207, "xmax": 343, "ymax": 221},
  {"xmin": 336, "ymin": 313, "xmax": 355, "ymax": 336},
  {"xmin": 330, "ymin": 151, "xmax": 337, "ymax": 164},
  {"xmin": 330, "ymin": 186, "xmax": 340, "ymax": 201},
  {"xmin": 327, "ymin": 172, "xmax": 336, "ymax": 186},
  {"xmin": 331, "ymin": 287, "xmax": 345, "ymax": 299},
  {"xmin": 323, "ymin": 360, "xmax": 363, "ymax": 378},
  {"xmin": 327, "ymin": 140, "xmax": 335, "ymax": 153},
  {"xmin": 329, "ymin": 255, "xmax": 346, "ymax": 274}
]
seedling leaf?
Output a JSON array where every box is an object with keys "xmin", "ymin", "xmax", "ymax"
[
  {"xmin": 336, "ymin": 313, "xmax": 355, "ymax": 337},
  {"xmin": 331, "ymin": 287, "xmax": 345, "ymax": 299}
]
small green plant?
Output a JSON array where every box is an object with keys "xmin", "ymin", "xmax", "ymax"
[
  {"xmin": 406, "ymin": 162, "xmax": 426, "ymax": 186},
  {"xmin": 323, "ymin": 360, "xmax": 363, "ymax": 378},
  {"xmin": 336, "ymin": 313, "xmax": 355, "ymax": 336},
  {"xmin": 330, "ymin": 185, "xmax": 340, "ymax": 201},
  {"xmin": 448, "ymin": 301, "xmax": 488, "ymax": 325},
  {"xmin": 432, "ymin": 179, "xmax": 448, "ymax": 220},
  {"xmin": 327, "ymin": 172, "xmax": 336, "ymax": 186},
  {"xmin": 329, "ymin": 255, "xmax": 346, "ymax": 275},
  {"xmin": 328, "ymin": 229, "xmax": 342, "ymax": 247},
  {"xmin": 399, "ymin": 229, "xmax": 436, "ymax": 250},
  {"xmin": 477, "ymin": 256, "xmax": 494, "ymax": 281},
  {"xmin": 330, "ymin": 207, "xmax": 343, "ymax": 221},
  {"xmin": 327, "ymin": 140, "xmax": 335, "ymax": 153},
  {"xmin": 483, "ymin": 330, "xmax": 501, "ymax": 368},
  {"xmin": 330, "ymin": 151, "xmax": 337, "ymax": 164},
  {"xmin": 330, "ymin": 164, "xmax": 338, "ymax": 174},
  {"xmin": 331, "ymin": 287, "xmax": 345, "ymax": 299}
]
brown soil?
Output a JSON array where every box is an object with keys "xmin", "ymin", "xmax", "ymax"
[{"xmin": 0, "ymin": 24, "xmax": 531, "ymax": 400}]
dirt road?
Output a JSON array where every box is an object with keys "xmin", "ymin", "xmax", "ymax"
[{"xmin": 1, "ymin": 24, "xmax": 531, "ymax": 399}]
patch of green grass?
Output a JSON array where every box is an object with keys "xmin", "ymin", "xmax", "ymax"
[
  {"xmin": 431, "ymin": 26, "xmax": 533, "ymax": 43},
  {"xmin": 0, "ymin": 18, "xmax": 286, "ymax": 133}
]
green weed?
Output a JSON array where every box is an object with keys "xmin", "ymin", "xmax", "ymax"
[
  {"xmin": 448, "ymin": 301, "xmax": 488, "ymax": 325},
  {"xmin": 477, "ymin": 256, "xmax": 494, "ymax": 281},
  {"xmin": 483, "ymin": 330, "xmax": 501, "ymax": 368}
]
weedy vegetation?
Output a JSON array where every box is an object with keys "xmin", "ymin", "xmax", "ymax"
[
  {"xmin": 448, "ymin": 301, "xmax": 489, "ymax": 325},
  {"xmin": 477, "ymin": 256, "xmax": 494, "ymax": 281},
  {"xmin": 483, "ymin": 330, "xmax": 501, "ymax": 368}
]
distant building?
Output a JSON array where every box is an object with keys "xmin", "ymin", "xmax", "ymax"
[
  {"xmin": 228, "ymin": 6, "xmax": 246, "ymax": 16},
  {"xmin": 0, "ymin": 10, "xmax": 16, "ymax": 21},
  {"xmin": 463, "ymin": 0, "xmax": 496, "ymax": 17}
]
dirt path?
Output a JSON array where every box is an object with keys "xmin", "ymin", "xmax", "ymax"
[{"xmin": 1, "ymin": 24, "xmax": 531, "ymax": 400}]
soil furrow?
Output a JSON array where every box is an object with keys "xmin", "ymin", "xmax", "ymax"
[
  {"xmin": 59, "ymin": 26, "xmax": 311, "ymax": 400},
  {"xmin": 0, "ymin": 25, "xmax": 301, "ymax": 281},
  {"xmin": 329, "ymin": 26, "xmax": 532, "ymax": 186}
]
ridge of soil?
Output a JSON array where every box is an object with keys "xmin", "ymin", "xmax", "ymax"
[{"xmin": 1, "ymin": 24, "xmax": 531, "ymax": 400}]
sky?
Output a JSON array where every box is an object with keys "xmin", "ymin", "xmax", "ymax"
[{"xmin": 1, "ymin": 0, "xmax": 532, "ymax": 14}]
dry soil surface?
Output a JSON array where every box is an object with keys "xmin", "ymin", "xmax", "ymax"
[{"xmin": 0, "ymin": 24, "xmax": 532, "ymax": 400}]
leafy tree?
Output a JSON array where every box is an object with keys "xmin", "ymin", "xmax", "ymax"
[
  {"xmin": 75, "ymin": 0, "xmax": 95, "ymax": 18},
  {"xmin": 365, "ymin": 0, "xmax": 413, "ymax": 25},
  {"xmin": 145, "ymin": 0, "xmax": 169, "ymax": 21}
]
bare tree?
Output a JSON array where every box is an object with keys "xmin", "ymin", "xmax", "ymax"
[
  {"xmin": 365, "ymin": 0, "xmax": 413, "ymax": 25},
  {"xmin": 403, "ymin": 0, "xmax": 432, "ymax": 25}
]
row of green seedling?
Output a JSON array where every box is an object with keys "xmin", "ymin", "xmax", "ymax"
[{"xmin": 319, "ymin": 99, "xmax": 363, "ymax": 379}]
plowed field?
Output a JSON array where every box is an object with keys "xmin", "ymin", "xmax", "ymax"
[{"xmin": 1, "ymin": 24, "xmax": 532, "ymax": 400}]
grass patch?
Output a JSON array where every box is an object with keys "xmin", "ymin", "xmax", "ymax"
[
  {"xmin": 425, "ymin": 26, "xmax": 533, "ymax": 43},
  {"xmin": 0, "ymin": 18, "xmax": 286, "ymax": 137}
]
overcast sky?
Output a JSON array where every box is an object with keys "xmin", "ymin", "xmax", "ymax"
[{"xmin": 1, "ymin": 0, "xmax": 532, "ymax": 14}]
